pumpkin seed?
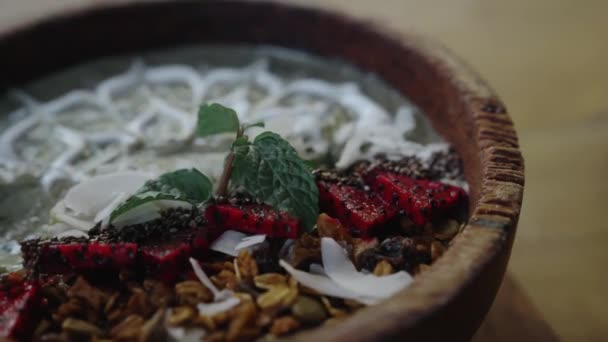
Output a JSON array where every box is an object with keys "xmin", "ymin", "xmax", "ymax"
[{"xmin": 291, "ymin": 296, "xmax": 328, "ymax": 324}]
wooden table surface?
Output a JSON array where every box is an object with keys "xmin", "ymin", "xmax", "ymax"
[
  {"xmin": 473, "ymin": 275, "xmax": 559, "ymax": 341},
  {"xmin": 2, "ymin": 0, "xmax": 608, "ymax": 341}
]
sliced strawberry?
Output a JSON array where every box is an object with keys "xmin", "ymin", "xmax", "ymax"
[
  {"xmin": 21, "ymin": 239, "xmax": 138, "ymax": 274},
  {"xmin": 205, "ymin": 204, "xmax": 299, "ymax": 239},
  {"xmin": 138, "ymin": 228, "xmax": 209, "ymax": 284},
  {"xmin": 317, "ymin": 181, "xmax": 397, "ymax": 236},
  {"xmin": 368, "ymin": 172, "xmax": 467, "ymax": 226},
  {"xmin": 0, "ymin": 280, "xmax": 41, "ymax": 340}
]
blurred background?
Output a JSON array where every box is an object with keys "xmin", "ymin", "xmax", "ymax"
[{"xmin": 1, "ymin": 0, "xmax": 606, "ymax": 341}]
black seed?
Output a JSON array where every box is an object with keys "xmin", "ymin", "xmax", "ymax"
[{"xmin": 392, "ymin": 192, "xmax": 399, "ymax": 205}]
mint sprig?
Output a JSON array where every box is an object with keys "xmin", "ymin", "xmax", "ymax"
[
  {"xmin": 110, "ymin": 103, "xmax": 319, "ymax": 232},
  {"xmin": 199, "ymin": 103, "xmax": 319, "ymax": 231},
  {"xmin": 231, "ymin": 132, "xmax": 319, "ymax": 230}
]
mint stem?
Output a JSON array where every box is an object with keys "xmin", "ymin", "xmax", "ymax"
[
  {"xmin": 216, "ymin": 152, "xmax": 234, "ymax": 197},
  {"xmin": 215, "ymin": 127, "xmax": 244, "ymax": 197}
]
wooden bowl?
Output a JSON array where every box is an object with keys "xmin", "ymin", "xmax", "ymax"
[{"xmin": 0, "ymin": 1, "xmax": 524, "ymax": 341}]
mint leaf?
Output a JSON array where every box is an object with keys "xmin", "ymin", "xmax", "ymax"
[
  {"xmin": 197, "ymin": 103, "xmax": 240, "ymax": 138},
  {"xmin": 231, "ymin": 136, "xmax": 250, "ymax": 149},
  {"xmin": 231, "ymin": 132, "xmax": 319, "ymax": 230},
  {"xmin": 111, "ymin": 168, "xmax": 212, "ymax": 221},
  {"xmin": 144, "ymin": 168, "xmax": 213, "ymax": 202},
  {"xmin": 243, "ymin": 121, "xmax": 265, "ymax": 130}
]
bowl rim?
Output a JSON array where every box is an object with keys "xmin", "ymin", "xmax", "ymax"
[{"xmin": 0, "ymin": 1, "xmax": 524, "ymax": 340}]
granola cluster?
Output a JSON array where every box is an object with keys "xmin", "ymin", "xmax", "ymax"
[{"xmin": 30, "ymin": 213, "xmax": 463, "ymax": 341}]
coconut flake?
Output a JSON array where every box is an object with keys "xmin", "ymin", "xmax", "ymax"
[
  {"xmin": 189, "ymin": 257, "xmax": 234, "ymax": 301},
  {"xmin": 210, "ymin": 231, "xmax": 267, "ymax": 257},
  {"xmin": 309, "ymin": 263, "xmax": 327, "ymax": 276},
  {"xmin": 165, "ymin": 311, "xmax": 206, "ymax": 342},
  {"xmin": 94, "ymin": 192, "xmax": 127, "ymax": 229},
  {"xmin": 63, "ymin": 171, "xmax": 151, "ymax": 216},
  {"xmin": 50, "ymin": 201, "xmax": 94, "ymax": 231},
  {"xmin": 321, "ymin": 237, "xmax": 412, "ymax": 299},
  {"xmin": 166, "ymin": 326, "xmax": 206, "ymax": 342},
  {"xmin": 279, "ymin": 260, "xmax": 375, "ymax": 305},
  {"xmin": 188, "ymin": 258, "xmax": 240, "ymax": 314},
  {"xmin": 234, "ymin": 234, "xmax": 266, "ymax": 251},
  {"xmin": 189, "ymin": 257, "xmax": 220, "ymax": 296},
  {"xmin": 197, "ymin": 296, "xmax": 240, "ymax": 316},
  {"xmin": 210, "ymin": 230, "xmax": 248, "ymax": 257}
]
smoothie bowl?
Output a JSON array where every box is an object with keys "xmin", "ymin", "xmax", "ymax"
[{"xmin": 0, "ymin": 1, "xmax": 524, "ymax": 341}]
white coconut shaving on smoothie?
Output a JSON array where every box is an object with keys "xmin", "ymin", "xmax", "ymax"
[{"xmin": 0, "ymin": 46, "xmax": 460, "ymax": 271}]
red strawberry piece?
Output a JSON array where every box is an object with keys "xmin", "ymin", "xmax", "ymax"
[
  {"xmin": 205, "ymin": 204, "xmax": 299, "ymax": 239},
  {"xmin": 317, "ymin": 181, "xmax": 397, "ymax": 236},
  {"xmin": 0, "ymin": 280, "xmax": 41, "ymax": 340},
  {"xmin": 138, "ymin": 228, "xmax": 209, "ymax": 283},
  {"xmin": 21, "ymin": 239, "xmax": 138, "ymax": 274},
  {"xmin": 368, "ymin": 172, "xmax": 467, "ymax": 226}
]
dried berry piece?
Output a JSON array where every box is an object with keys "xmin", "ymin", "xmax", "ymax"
[
  {"xmin": 138, "ymin": 227, "xmax": 209, "ymax": 283},
  {"xmin": 21, "ymin": 239, "xmax": 138, "ymax": 274},
  {"xmin": 356, "ymin": 236, "xmax": 429, "ymax": 273},
  {"xmin": 368, "ymin": 172, "xmax": 467, "ymax": 226},
  {"xmin": 205, "ymin": 204, "xmax": 300, "ymax": 239},
  {"xmin": 0, "ymin": 281, "xmax": 41, "ymax": 340},
  {"xmin": 317, "ymin": 181, "xmax": 396, "ymax": 236}
]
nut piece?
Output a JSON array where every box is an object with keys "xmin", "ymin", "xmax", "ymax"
[
  {"xmin": 176, "ymin": 280, "xmax": 213, "ymax": 305},
  {"xmin": 111, "ymin": 314, "xmax": 144, "ymax": 340},
  {"xmin": 320, "ymin": 297, "xmax": 347, "ymax": 317},
  {"xmin": 254, "ymin": 273, "xmax": 287, "ymax": 290},
  {"xmin": 53, "ymin": 298, "xmax": 85, "ymax": 322},
  {"xmin": 104, "ymin": 292, "xmax": 120, "ymax": 315},
  {"xmin": 167, "ymin": 306, "xmax": 195, "ymax": 326},
  {"xmin": 433, "ymin": 219, "xmax": 461, "ymax": 241},
  {"xmin": 68, "ymin": 277, "xmax": 108, "ymax": 312},
  {"xmin": 269, "ymin": 316, "xmax": 301, "ymax": 336},
  {"xmin": 257, "ymin": 286, "xmax": 298, "ymax": 311},
  {"xmin": 290, "ymin": 234, "xmax": 321, "ymax": 267},
  {"xmin": 373, "ymin": 260, "xmax": 395, "ymax": 276},
  {"xmin": 431, "ymin": 241, "xmax": 445, "ymax": 261},
  {"xmin": 316, "ymin": 213, "xmax": 352, "ymax": 243},
  {"xmin": 226, "ymin": 300, "xmax": 257, "ymax": 341},
  {"xmin": 212, "ymin": 270, "xmax": 238, "ymax": 290},
  {"xmin": 62, "ymin": 318, "xmax": 103, "ymax": 337},
  {"xmin": 139, "ymin": 308, "xmax": 167, "ymax": 342},
  {"xmin": 205, "ymin": 331, "xmax": 226, "ymax": 342},
  {"xmin": 126, "ymin": 288, "xmax": 150, "ymax": 317},
  {"xmin": 235, "ymin": 250, "xmax": 259, "ymax": 280}
]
